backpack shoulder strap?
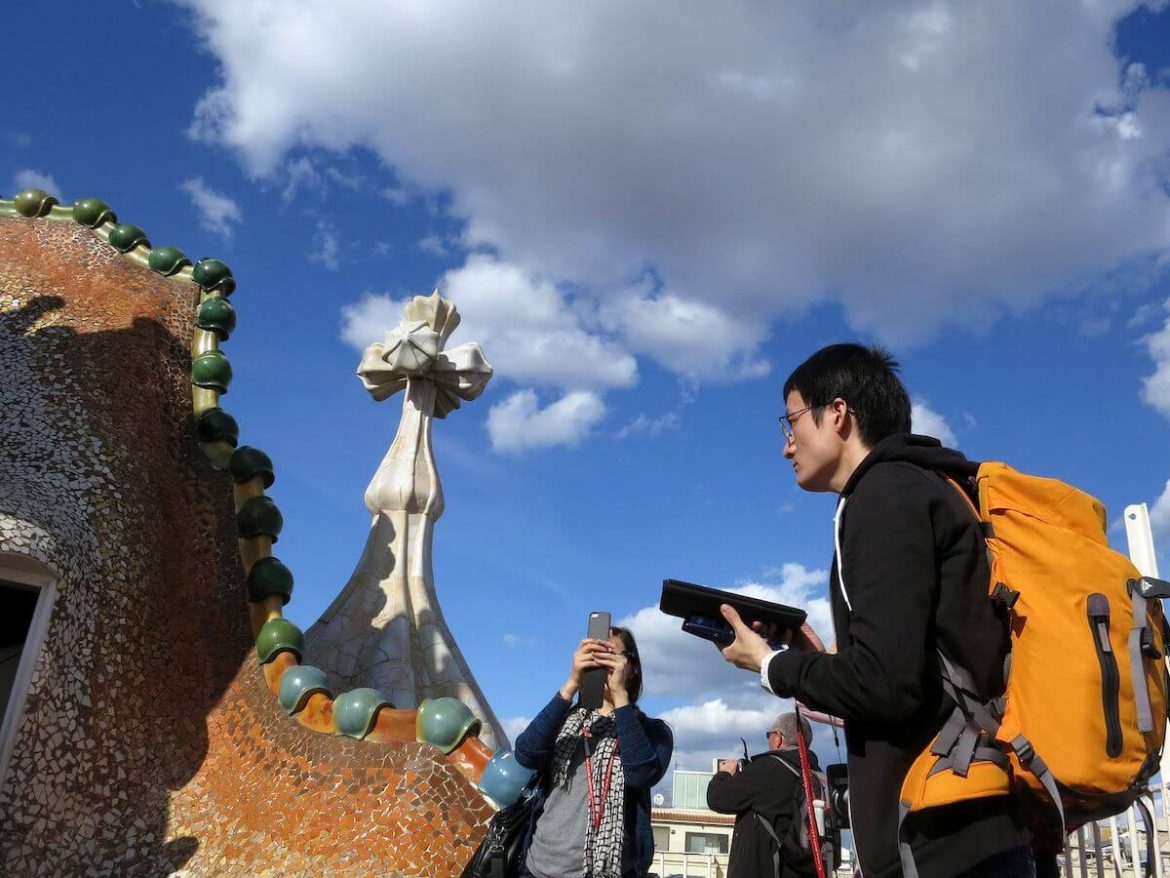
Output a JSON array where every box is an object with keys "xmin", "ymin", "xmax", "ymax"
[
  {"xmin": 752, "ymin": 809, "xmax": 783, "ymax": 878},
  {"xmin": 767, "ymin": 752, "xmax": 801, "ymax": 778}
]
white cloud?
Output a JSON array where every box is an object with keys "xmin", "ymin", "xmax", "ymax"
[
  {"xmin": 309, "ymin": 219, "xmax": 341, "ymax": 270},
  {"xmin": 7, "ymin": 133, "xmax": 32, "ymax": 150},
  {"xmin": 1130, "ymin": 302, "xmax": 1163, "ymax": 329},
  {"xmin": 13, "ymin": 169, "xmax": 61, "ymax": 199},
  {"xmin": 601, "ymin": 287, "xmax": 770, "ymax": 381},
  {"xmin": 500, "ymin": 715, "xmax": 530, "ymax": 749},
  {"xmin": 418, "ymin": 234, "xmax": 448, "ymax": 257},
  {"xmin": 179, "ymin": 176, "xmax": 242, "ymax": 240},
  {"xmin": 340, "ymin": 256, "xmax": 639, "ymax": 398},
  {"xmin": 443, "ymin": 256, "xmax": 638, "ymax": 391},
  {"xmin": 325, "ymin": 166, "xmax": 362, "ymax": 189},
  {"xmin": 911, "ymin": 399, "xmax": 959, "ymax": 447},
  {"xmin": 381, "ymin": 185, "xmax": 412, "ymax": 207},
  {"xmin": 282, "ymin": 156, "xmax": 324, "ymax": 201},
  {"xmin": 340, "ymin": 293, "xmax": 410, "ymax": 350},
  {"xmin": 487, "ymin": 389, "xmax": 606, "ymax": 452},
  {"xmin": 1149, "ymin": 479, "xmax": 1170, "ymax": 542},
  {"xmin": 660, "ymin": 697, "xmax": 785, "ymax": 769},
  {"xmin": 1142, "ymin": 302, "xmax": 1170, "ymax": 419},
  {"xmin": 659, "ymin": 694, "xmax": 844, "ymax": 773},
  {"xmin": 184, "ymin": 0, "xmax": 1170, "ymax": 345},
  {"xmin": 617, "ymin": 410, "xmax": 681, "ymax": 440}
]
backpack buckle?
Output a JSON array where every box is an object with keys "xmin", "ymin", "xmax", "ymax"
[
  {"xmin": 992, "ymin": 583, "xmax": 1020, "ymax": 609},
  {"xmin": 1141, "ymin": 628, "xmax": 1163, "ymax": 660},
  {"xmin": 1011, "ymin": 735, "xmax": 1035, "ymax": 765},
  {"xmin": 1133, "ymin": 577, "xmax": 1170, "ymax": 599}
]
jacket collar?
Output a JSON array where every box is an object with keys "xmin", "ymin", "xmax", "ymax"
[{"xmin": 840, "ymin": 433, "xmax": 978, "ymax": 497}]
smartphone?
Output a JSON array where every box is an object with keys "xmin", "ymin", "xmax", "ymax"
[
  {"xmin": 579, "ymin": 611, "xmax": 611, "ymax": 710},
  {"xmin": 681, "ymin": 613, "xmax": 735, "ymax": 647}
]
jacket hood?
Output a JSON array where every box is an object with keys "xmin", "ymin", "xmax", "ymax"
[{"xmin": 841, "ymin": 433, "xmax": 979, "ymax": 497}]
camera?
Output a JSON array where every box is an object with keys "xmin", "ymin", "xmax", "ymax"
[{"xmin": 826, "ymin": 763, "xmax": 850, "ymax": 828}]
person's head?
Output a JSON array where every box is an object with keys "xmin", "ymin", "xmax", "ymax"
[
  {"xmin": 608, "ymin": 626, "xmax": 643, "ymax": 704},
  {"xmin": 766, "ymin": 712, "xmax": 812, "ymax": 750},
  {"xmin": 780, "ymin": 343, "xmax": 911, "ymax": 493}
]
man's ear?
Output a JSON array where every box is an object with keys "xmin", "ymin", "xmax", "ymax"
[{"xmin": 830, "ymin": 398, "xmax": 851, "ymax": 436}]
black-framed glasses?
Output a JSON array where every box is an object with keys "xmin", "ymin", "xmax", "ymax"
[
  {"xmin": 778, "ymin": 405, "xmax": 817, "ymax": 443},
  {"xmin": 765, "ymin": 729, "xmax": 781, "ymax": 741}
]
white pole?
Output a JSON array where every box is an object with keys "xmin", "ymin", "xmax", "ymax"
[
  {"xmin": 1125, "ymin": 503, "xmax": 1165, "ymax": 878},
  {"xmin": 1125, "ymin": 504, "xmax": 1161, "ymax": 579}
]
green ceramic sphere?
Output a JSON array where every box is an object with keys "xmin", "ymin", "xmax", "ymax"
[
  {"xmin": 107, "ymin": 223, "xmax": 150, "ymax": 253},
  {"xmin": 195, "ymin": 297, "xmax": 237, "ymax": 340},
  {"xmin": 229, "ymin": 445, "xmax": 274, "ymax": 487},
  {"xmin": 191, "ymin": 350, "xmax": 232, "ymax": 394},
  {"xmin": 14, "ymin": 189, "xmax": 58, "ymax": 218},
  {"xmin": 334, "ymin": 688, "xmax": 393, "ymax": 739},
  {"xmin": 72, "ymin": 198, "xmax": 116, "ymax": 228},
  {"xmin": 238, "ymin": 495, "xmax": 283, "ymax": 542},
  {"xmin": 278, "ymin": 665, "xmax": 332, "ymax": 715},
  {"xmin": 148, "ymin": 245, "xmax": 192, "ymax": 276},
  {"xmin": 255, "ymin": 618, "xmax": 304, "ymax": 663},
  {"xmin": 195, "ymin": 407, "xmax": 239, "ymax": 446},
  {"xmin": 191, "ymin": 258, "xmax": 236, "ymax": 295},
  {"xmin": 416, "ymin": 697, "xmax": 481, "ymax": 754},
  {"xmin": 246, "ymin": 556, "xmax": 293, "ymax": 604}
]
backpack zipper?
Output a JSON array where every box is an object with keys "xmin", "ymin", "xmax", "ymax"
[{"xmin": 1087, "ymin": 593, "xmax": 1123, "ymax": 758}]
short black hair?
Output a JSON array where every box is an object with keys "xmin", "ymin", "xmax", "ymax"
[
  {"xmin": 610, "ymin": 626, "xmax": 643, "ymax": 704},
  {"xmin": 782, "ymin": 343, "xmax": 911, "ymax": 446}
]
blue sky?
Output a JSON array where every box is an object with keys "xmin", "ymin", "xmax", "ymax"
[{"xmin": 5, "ymin": 1, "xmax": 1170, "ymax": 784}]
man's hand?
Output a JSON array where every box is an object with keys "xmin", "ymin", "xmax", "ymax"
[
  {"xmin": 786, "ymin": 621, "xmax": 828, "ymax": 653},
  {"xmin": 796, "ymin": 700, "xmax": 845, "ymax": 728},
  {"xmin": 717, "ymin": 604, "xmax": 772, "ymax": 672},
  {"xmin": 717, "ymin": 758, "xmax": 741, "ymax": 775}
]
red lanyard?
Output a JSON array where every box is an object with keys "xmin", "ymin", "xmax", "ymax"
[{"xmin": 582, "ymin": 726, "xmax": 619, "ymax": 831}]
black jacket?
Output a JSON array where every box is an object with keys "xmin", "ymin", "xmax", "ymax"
[
  {"xmin": 707, "ymin": 749, "xmax": 820, "ymax": 878},
  {"xmin": 767, "ymin": 435, "xmax": 1029, "ymax": 878}
]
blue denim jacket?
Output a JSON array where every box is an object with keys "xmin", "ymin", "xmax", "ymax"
[{"xmin": 514, "ymin": 693, "xmax": 674, "ymax": 876}]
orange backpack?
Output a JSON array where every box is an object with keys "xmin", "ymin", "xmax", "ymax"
[{"xmin": 897, "ymin": 462, "xmax": 1169, "ymax": 876}]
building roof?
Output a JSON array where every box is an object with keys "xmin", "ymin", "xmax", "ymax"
[{"xmin": 652, "ymin": 808, "xmax": 735, "ymax": 826}]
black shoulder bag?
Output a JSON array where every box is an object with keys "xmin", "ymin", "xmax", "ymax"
[{"xmin": 461, "ymin": 778, "xmax": 542, "ymax": 878}]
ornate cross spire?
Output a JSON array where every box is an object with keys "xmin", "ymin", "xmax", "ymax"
[{"xmin": 306, "ymin": 290, "xmax": 505, "ymax": 748}]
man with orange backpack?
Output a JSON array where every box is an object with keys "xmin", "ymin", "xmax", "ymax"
[{"xmin": 718, "ymin": 343, "xmax": 1035, "ymax": 877}]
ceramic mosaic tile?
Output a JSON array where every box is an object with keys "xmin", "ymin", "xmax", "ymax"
[{"xmin": 0, "ymin": 213, "xmax": 494, "ymax": 876}]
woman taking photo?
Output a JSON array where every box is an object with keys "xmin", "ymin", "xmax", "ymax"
[{"xmin": 514, "ymin": 627, "xmax": 673, "ymax": 878}]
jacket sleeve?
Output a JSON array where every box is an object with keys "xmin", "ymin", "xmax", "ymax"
[
  {"xmin": 613, "ymin": 707, "xmax": 673, "ymax": 790},
  {"xmin": 513, "ymin": 693, "xmax": 574, "ymax": 772},
  {"xmin": 767, "ymin": 465, "xmax": 942, "ymax": 724}
]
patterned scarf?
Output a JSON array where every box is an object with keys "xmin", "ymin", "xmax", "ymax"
[{"xmin": 550, "ymin": 707, "xmax": 626, "ymax": 878}]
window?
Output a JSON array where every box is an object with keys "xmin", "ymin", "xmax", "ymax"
[
  {"xmin": 0, "ymin": 555, "xmax": 58, "ymax": 786},
  {"xmin": 684, "ymin": 831, "xmax": 729, "ymax": 854},
  {"xmin": 652, "ymin": 825, "xmax": 671, "ymax": 851}
]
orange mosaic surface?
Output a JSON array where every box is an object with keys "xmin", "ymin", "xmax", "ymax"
[{"xmin": 0, "ymin": 217, "xmax": 493, "ymax": 876}]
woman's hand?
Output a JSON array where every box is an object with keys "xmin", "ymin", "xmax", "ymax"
[
  {"xmin": 592, "ymin": 640, "xmax": 630, "ymax": 708},
  {"xmin": 558, "ymin": 638, "xmax": 605, "ymax": 701}
]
